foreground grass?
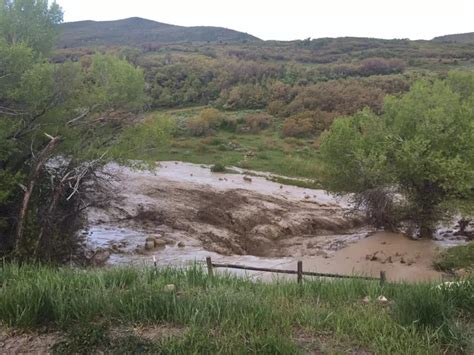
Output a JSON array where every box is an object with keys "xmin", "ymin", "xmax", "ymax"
[{"xmin": 0, "ymin": 265, "xmax": 473, "ymax": 354}]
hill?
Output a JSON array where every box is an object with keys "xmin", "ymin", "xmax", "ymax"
[
  {"xmin": 57, "ymin": 17, "xmax": 260, "ymax": 48},
  {"xmin": 432, "ymin": 32, "xmax": 474, "ymax": 43}
]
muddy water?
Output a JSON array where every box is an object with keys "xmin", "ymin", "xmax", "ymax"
[
  {"xmin": 121, "ymin": 161, "xmax": 348, "ymax": 205},
  {"xmin": 85, "ymin": 161, "xmax": 460, "ymax": 282}
]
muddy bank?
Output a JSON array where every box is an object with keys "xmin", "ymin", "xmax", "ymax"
[{"xmin": 84, "ymin": 162, "xmax": 456, "ymax": 282}]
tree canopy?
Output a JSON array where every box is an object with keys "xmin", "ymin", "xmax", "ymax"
[
  {"xmin": 0, "ymin": 0, "xmax": 147, "ymax": 261},
  {"xmin": 0, "ymin": 0, "xmax": 63, "ymax": 55},
  {"xmin": 320, "ymin": 73, "xmax": 474, "ymax": 237}
]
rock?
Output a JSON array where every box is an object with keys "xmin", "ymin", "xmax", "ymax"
[
  {"xmin": 377, "ymin": 296, "xmax": 388, "ymax": 304},
  {"xmin": 163, "ymin": 284, "xmax": 176, "ymax": 293},
  {"xmin": 177, "ymin": 241, "xmax": 185, "ymax": 248},
  {"xmin": 362, "ymin": 296, "xmax": 371, "ymax": 304},
  {"xmin": 91, "ymin": 249, "xmax": 110, "ymax": 266},
  {"xmin": 243, "ymin": 176, "xmax": 252, "ymax": 182},
  {"xmin": 407, "ymin": 259, "xmax": 415, "ymax": 266},
  {"xmin": 366, "ymin": 252, "xmax": 379, "ymax": 261},
  {"xmin": 135, "ymin": 246, "xmax": 146, "ymax": 255},
  {"xmin": 154, "ymin": 239, "xmax": 167, "ymax": 247},
  {"xmin": 400, "ymin": 257, "xmax": 406, "ymax": 264},
  {"xmin": 145, "ymin": 241, "xmax": 155, "ymax": 250}
]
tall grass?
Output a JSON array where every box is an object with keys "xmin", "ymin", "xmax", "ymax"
[{"xmin": 0, "ymin": 264, "xmax": 472, "ymax": 354}]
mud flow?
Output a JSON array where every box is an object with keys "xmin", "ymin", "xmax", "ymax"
[{"xmin": 84, "ymin": 161, "xmax": 467, "ymax": 282}]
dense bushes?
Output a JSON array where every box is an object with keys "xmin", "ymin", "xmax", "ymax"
[
  {"xmin": 242, "ymin": 112, "xmax": 273, "ymax": 133},
  {"xmin": 187, "ymin": 108, "xmax": 224, "ymax": 136},
  {"xmin": 282, "ymin": 110, "xmax": 337, "ymax": 137}
]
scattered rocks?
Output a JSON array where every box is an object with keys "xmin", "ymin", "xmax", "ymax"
[{"xmin": 366, "ymin": 251, "xmax": 380, "ymax": 261}]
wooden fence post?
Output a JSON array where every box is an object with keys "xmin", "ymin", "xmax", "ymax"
[
  {"xmin": 380, "ymin": 271, "xmax": 386, "ymax": 286},
  {"xmin": 297, "ymin": 261, "xmax": 303, "ymax": 284},
  {"xmin": 206, "ymin": 257, "xmax": 214, "ymax": 277}
]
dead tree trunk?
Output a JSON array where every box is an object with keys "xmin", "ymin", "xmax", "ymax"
[{"xmin": 14, "ymin": 135, "xmax": 61, "ymax": 256}]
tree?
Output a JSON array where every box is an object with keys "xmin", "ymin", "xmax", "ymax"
[
  {"xmin": 0, "ymin": 1, "xmax": 147, "ymax": 261},
  {"xmin": 320, "ymin": 75, "xmax": 474, "ymax": 237},
  {"xmin": 0, "ymin": 0, "xmax": 63, "ymax": 56}
]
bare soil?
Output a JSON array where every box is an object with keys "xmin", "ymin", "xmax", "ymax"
[{"xmin": 0, "ymin": 327, "xmax": 61, "ymax": 354}]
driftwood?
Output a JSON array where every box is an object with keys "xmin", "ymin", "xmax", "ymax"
[{"xmin": 32, "ymin": 153, "xmax": 106, "ymax": 259}]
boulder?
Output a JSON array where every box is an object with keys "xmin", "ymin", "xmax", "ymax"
[
  {"xmin": 91, "ymin": 249, "xmax": 111, "ymax": 266},
  {"xmin": 145, "ymin": 241, "xmax": 155, "ymax": 250},
  {"xmin": 154, "ymin": 239, "xmax": 167, "ymax": 247}
]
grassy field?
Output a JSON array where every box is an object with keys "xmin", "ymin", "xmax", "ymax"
[
  {"xmin": 118, "ymin": 107, "xmax": 324, "ymax": 181},
  {"xmin": 0, "ymin": 264, "xmax": 472, "ymax": 354}
]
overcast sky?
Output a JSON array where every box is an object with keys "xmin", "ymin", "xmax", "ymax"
[{"xmin": 56, "ymin": 0, "xmax": 473, "ymax": 41}]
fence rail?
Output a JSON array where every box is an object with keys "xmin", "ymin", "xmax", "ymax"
[{"xmin": 206, "ymin": 257, "xmax": 386, "ymax": 285}]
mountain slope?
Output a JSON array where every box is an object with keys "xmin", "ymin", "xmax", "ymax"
[
  {"xmin": 432, "ymin": 32, "xmax": 474, "ymax": 44},
  {"xmin": 58, "ymin": 17, "xmax": 260, "ymax": 48}
]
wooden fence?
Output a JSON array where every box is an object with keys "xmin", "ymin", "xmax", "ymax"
[{"xmin": 206, "ymin": 257, "xmax": 386, "ymax": 285}]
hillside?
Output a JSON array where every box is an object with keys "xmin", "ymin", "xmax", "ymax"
[
  {"xmin": 57, "ymin": 17, "xmax": 260, "ymax": 48},
  {"xmin": 433, "ymin": 32, "xmax": 474, "ymax": 43}
]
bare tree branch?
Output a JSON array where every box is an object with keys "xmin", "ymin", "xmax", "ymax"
[{"xmin": 14, "ymin": 134, "xmax": 61, "ymax": 254}]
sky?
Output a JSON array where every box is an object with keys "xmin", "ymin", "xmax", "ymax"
[{"xmin": 56, "ymin": 0, "xmax": 474, "ymax": 41}]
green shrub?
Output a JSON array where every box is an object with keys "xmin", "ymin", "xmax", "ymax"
[
  {"xmin": 187, "ymin": 108, "xmax": 224, "ymax": 136},
  {"xmin": 210, "ymin": 163, "xmax": 226, "ymax": 172},
  {"xmin": 434, "ymin": 243, "xmax": 474, "ymax": 273}
]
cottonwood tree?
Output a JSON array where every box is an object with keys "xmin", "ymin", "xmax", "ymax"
[
  {"xmin": 0, "ymin": 0, "xmax": 147, "ymax": 261},
  {"xmin": 320, "ymin": 74, "xmax": 474, "ymax": 237}
]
